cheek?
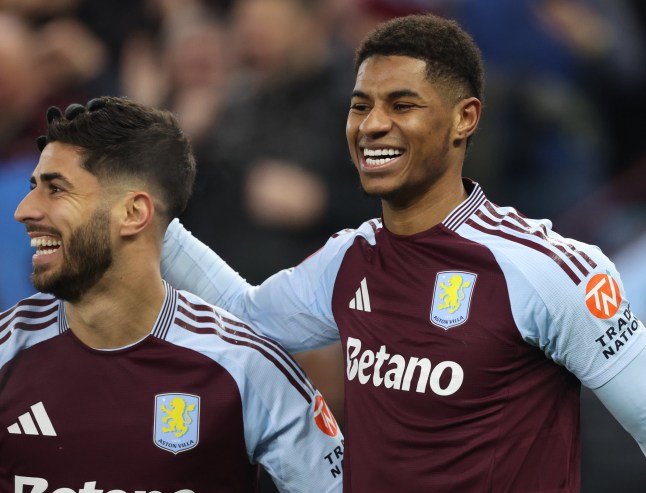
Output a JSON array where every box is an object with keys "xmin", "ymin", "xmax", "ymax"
[
  {"xmin": 345, "ymin": 118, "xmax": 356, "ymax": 141},
  {"xmin": 345, "ymin": 126, "xmax": 359, "ymax": 159}
]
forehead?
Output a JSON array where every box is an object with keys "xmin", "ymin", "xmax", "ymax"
[
  {"xmin": 353, "ymin": 55, "xmax": 432, "ymax": 94},
  {"xmin": 33, "ymin": 142, "xmax": 94, "ymax": 184}
]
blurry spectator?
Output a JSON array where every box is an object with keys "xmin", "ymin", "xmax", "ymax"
[
  {"xmin": 0, "ymin": 0, "xmax": 80, "ymax": 16},
  {"xmin": 0, "ymin": 0, "xmax": 114, "ymax": 97},
  {"xmin": 614, "ymin": 228, "xmax": 646, "ymax": 321},
  {"xmin": 0, "ymin": 9, "xmax": 110, "ymax": 307},
  {"xmin": 181, "ymin": 0, "xmax": 379, "ymax": 285},
  {"xmin": 449, "ymin": 2, "xmax": 646, "ymax": 491},
  {"xmin": 177, "ymin": 0, "xmax": 377, "ymax": 428},
  {"xmin": 576, "ymin": 160, "xmax": 646, "ymax": 493},
  {"xmin": 121, "ymin": 1, "xmax": 231, "ymax": 145},
  {"xmin": 452, "ymin": 0, "xmax": 646, "ymax": 221},
  {"xmin": 0, "ymin": 13, "xmax": 44, "ymax": 159},
  {"xmin": 327, "ymin": 0, "xmax": 453, "ymax": 60},
  {"xmin": 0, "ymin": 14, "xmax": 44, "ymax": 307},
  {"xmin": 553, "ymin": 156, "xmax": 646, "ymax": 254},
  {"xmin": 172, "ymin": 5, "xmax": 373, "ymax": 490}
]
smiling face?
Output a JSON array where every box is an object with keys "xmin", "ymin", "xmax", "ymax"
[
  {"xmin": 14, "ymin": 142, "xmax": 113, "ymax": 301},
  {"xmin": 346, "ymin": 55, "xmax": 467, "ymax": 210}
]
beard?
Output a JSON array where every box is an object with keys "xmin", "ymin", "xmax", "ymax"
[{"xmin": 32, "ymin": 207, "xmax": 113, "ymax": 302}]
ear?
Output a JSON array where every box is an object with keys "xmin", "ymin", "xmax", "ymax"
[
  {"xmin": 453, "ymin": 97, "xmax": 481, "ymax": 144},
  {"xmin": 119, "ymin": 191, "xmax": 155, "ymax": 238}
]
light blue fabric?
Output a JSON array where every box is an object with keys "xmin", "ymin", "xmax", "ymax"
[{"xmin": 594, "ymin": 346, "xmax": 646, "ymax": 456}]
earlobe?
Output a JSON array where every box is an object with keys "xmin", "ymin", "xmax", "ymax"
[
  {"xmin": 454, "ymin": 97, "xmax": 482, "ymax": 142},
  {"xmin": 120, "ymin": 192, "xmax": 155, "ymax": 237}
]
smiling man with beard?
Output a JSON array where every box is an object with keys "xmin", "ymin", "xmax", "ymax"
[
  {"xmin": 0, "ymin": 96, "xmax": 344, "ymax": 492},
  {"xmin": 29, "ymin": 203, "xmax": 112, "ymax": 303}
]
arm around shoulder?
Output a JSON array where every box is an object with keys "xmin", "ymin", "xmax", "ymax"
[{"xmin": 161, "ymin": 218, "xmax": 251, "ymax": 306}]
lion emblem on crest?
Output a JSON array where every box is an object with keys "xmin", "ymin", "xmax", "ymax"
[
  {"xmin": 160, "ymin": 397, "xmax": 196, "ymax": 438},
  {"xmin": 437, "ymin": 275, "xmax": 472, "ymax": 314}
]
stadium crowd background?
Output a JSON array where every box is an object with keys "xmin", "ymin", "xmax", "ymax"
[{"xmin": 1, "ymin": 0, "xmax": 645, "ymax": 490}]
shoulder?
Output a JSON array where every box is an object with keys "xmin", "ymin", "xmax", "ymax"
[
  {"xmin": 169, "ymin": 290, "xmax": 318, "ymax": 403},
  {"xmin": 455, "ymin": 200, "xmax": 622, "ymax": 336},
  {"xmin": 458, "ymin": 201, "xmax": 606, "ymax": 290},
  {"xmin": 1, "ymin": 293, "xmax": 63, "ymax": 367},
  {"xmin": 1, "ymin": 292, "xmax": 61, "ymax": 336},
  {"xmin": 310, "ymin": 218, "xmax": 382, "ymax": 264},
  {"xmin": 280, "ymin": 218, "xmax": 381, "ymax": 286}
]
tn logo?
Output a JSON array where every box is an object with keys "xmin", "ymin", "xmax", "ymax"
[
  {"xmin": 586, "ymin": 273, "xmax": 621, "ymax": 319},
  {"xmin": 313, "ymin": 395, "xmax": 339, "ymax": 437},
  {"xmin": 438, "ymin": 274, "xmax": 472, "ymax": 314},
  {"xmin": 160, "ymin": 397, "xmax": 196, "ymax": 438}
]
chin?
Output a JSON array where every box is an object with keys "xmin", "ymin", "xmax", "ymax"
[{"xmin": 360, "ymin": 180, "xmax": 398, "ymax": 200}]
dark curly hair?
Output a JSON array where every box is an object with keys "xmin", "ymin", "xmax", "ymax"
[
  {"xmin": 355, "ymin": 14, "xmax": 485, "ymax": 104},
  {"xmin": 38, "ymin": 96, "xmax": 196, "ymax": 224}
]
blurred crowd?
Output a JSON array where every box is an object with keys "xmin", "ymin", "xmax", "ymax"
[{"xmin": 1, "ymin": 0, "xmax": 646, "ymax": 490}]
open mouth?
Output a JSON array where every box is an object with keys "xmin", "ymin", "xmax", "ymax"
[
  {"xmin": 31, "ymin": 236, "xmax": 62, "ymax": 257},
  {"xmin": 363, "ymin": 148, "xmax": 403, "ymax": 167}
]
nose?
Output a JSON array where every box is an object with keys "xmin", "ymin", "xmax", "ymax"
[
  {"xmin": 358, "ymin": 106, "xmax": 392, "ymax": 136},
  {"xmin": 14, "ymin": 188, "xmax": 43, "ymax": 224}
]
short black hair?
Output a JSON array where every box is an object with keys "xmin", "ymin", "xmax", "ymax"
[
  {"xmin": 355, "ymin": 14, "xmax": 485, "ymax": 103},
  {"xmin": 38, "ymin": 96, "xmax": 196, "ymax": 224}
]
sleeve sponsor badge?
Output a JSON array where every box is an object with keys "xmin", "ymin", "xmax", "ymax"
[
  {"xmin": 313, "ymin": 394, "xmax": 339, "ymax": 437},
  {"xmin": 585, "ymin": 273, "xmax": 621, "ymax": 319}
]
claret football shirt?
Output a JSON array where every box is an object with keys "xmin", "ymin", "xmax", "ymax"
[
  {"xmin": 162, "ymin": 180, "xmax": 646, "ymax": 492},
  {"xmin": 0, "ymin": 283, "xmax": 344, "ymax": 493}
]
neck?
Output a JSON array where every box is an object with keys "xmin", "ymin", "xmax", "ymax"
[
  {"xmin": 382, "ymin": 177, "xmax": 468, "ymax": 236},
  {"xmin": 64, "ymin": 267, "xmax": 166, "ymax": 350}
]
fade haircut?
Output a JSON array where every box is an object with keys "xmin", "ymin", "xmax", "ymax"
[
  {"xmin": 355, "ymin": 14, "xmax": 485, "ymax": 104},
  {"xmin": 37, "ymin": 96, "xmax": 196, "ymax": 225}
]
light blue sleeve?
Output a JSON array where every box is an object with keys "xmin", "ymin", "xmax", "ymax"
[
  {"xmin": 173, "ymin": 300, "xmax": 345, "ymax": 493},
  {"xmin": 223, "ymin": 315, "xmax": 344, "ymax": 493},
  {"xmin": 161, "ymin": 218, "xmax": 251, "ymax": 308},
  {"xmin": 161, "ymin": 219, "xmax": 347, "ymax": 352},
  {"xmin": 487, "ymin": 232, "xmax": 646, "ymax": 389},
  {"xmin": 245, "ymin": 379, "xmax": 345, "ymax": 493},
  {"xmin": 593, "ymin": 345, "xmax": 646, "ymax": 458}
]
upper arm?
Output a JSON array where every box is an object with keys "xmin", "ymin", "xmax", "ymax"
[
  {"xmin": 162, "ymin": 218, "xmax": 357, "ymax": 352},
  {"xmin": 593, "ymin": 345, "xmax": 646, "ymax": 457},
  {"xmin": 237, "ymin": 348, "xmax": 344, "ymax": 492},
  {"xmin": 496, "ymin": 240, "xmax": 646, "ymax": 388}
]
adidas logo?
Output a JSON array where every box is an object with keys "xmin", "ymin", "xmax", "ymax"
[
  {"xmin": 7, "ymin": 401, "xmax": 57, "ymax": 436},
  {"xmin": 349, "ymin": 278, "xmax": 371, "ymax": 312}
]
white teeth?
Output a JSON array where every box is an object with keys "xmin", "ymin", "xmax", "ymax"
[
  {"xmin": 34, "ymin": 248, "xmax": 59, "ymax": 257},
  {"xmin": 363, "ymin": 148, "xmax": 403, "ymax": 166},
  {"xmin": 30, "ymin": 237, "xmax": 62, "ymax": 249},
  {"xmin": 363, "ymin": 148, "xmax": 402, "ymax": 157}
]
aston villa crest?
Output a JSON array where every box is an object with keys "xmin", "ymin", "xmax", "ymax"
[
  {"xmin": 154, "ymin": 393, "xmax": 200, "ymax": 454},
  {"xmin": 430, "ymin": 271, "xmax": 477, "ymax": 330}
]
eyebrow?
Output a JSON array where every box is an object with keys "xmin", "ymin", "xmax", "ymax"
[
  {"xmin": 31, "ymin": 172, "xmax": 74, "ymax": 188},
  {"xmin": 351, "ymin": 89, "xmax": 422, "ymax": 101}
]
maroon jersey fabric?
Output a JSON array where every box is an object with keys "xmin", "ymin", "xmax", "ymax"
[
  {"xmin": 161, "ymin": 181, "xmax": 646, "ymax": 492},
  {"xmin": 0, "ymin": 288, "xmax": 345, "ymax": 493},
  {"xmin": 0, "ymin": 317, "xmax": 256, "ymax": 492},
  {"xmin": 333, "ymin": 225, "xmax": 580, "ymax": 492}
]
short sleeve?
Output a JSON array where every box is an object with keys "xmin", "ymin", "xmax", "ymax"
[{"xmin": 498, "ymin": 239, "xmax": 646, "ymax": 389}]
